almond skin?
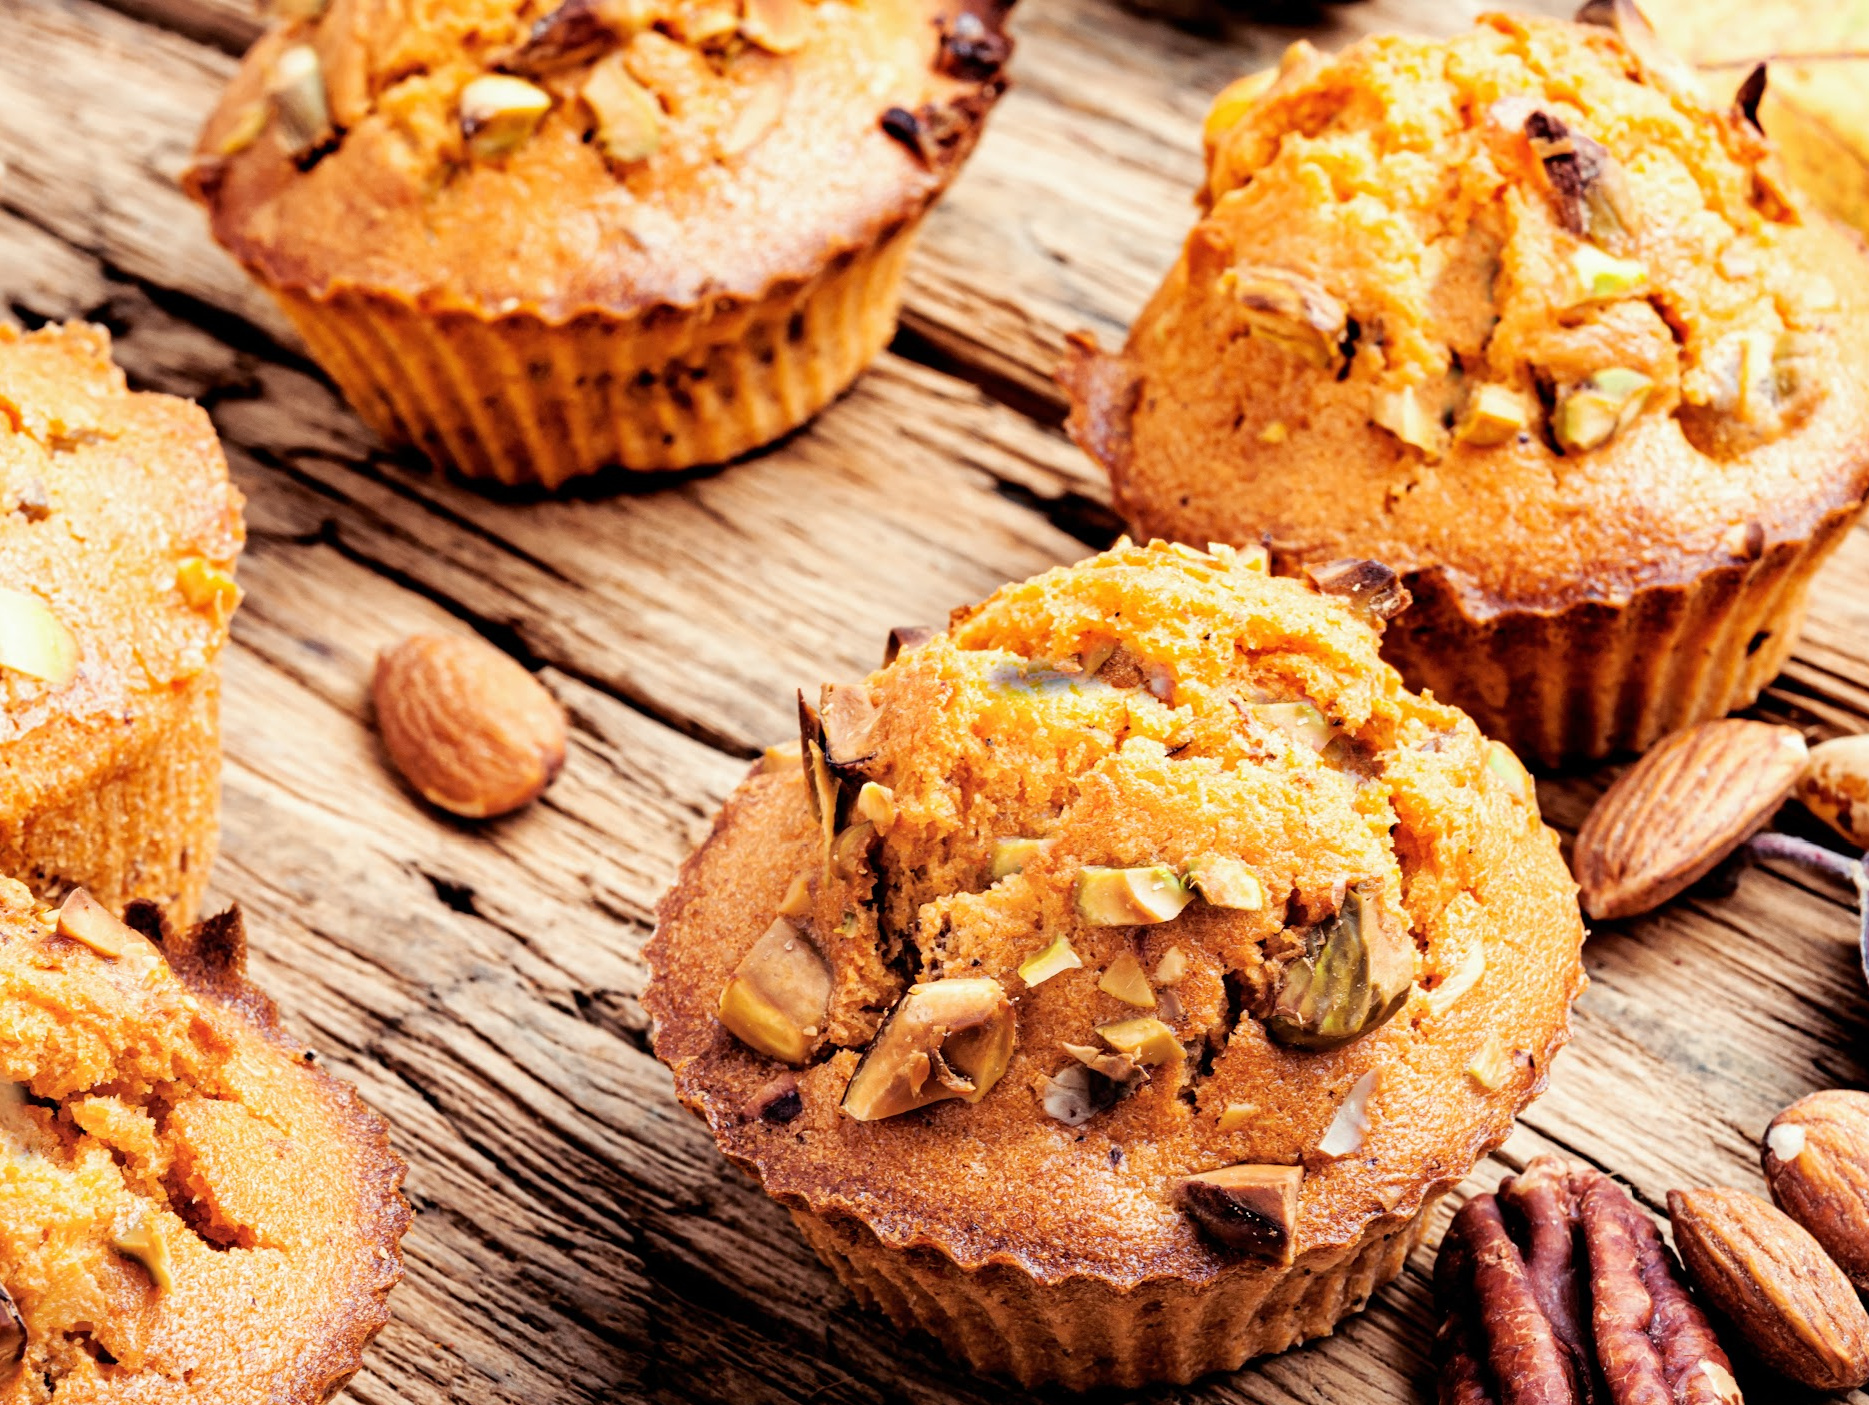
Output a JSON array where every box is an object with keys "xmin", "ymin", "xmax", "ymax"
[
  {"xmin": 1795, "ymin": 734, "xmax": 1869, "ymax": 850},
  {"xmin": 1763, "ymin": 1090, "xmax": 1869, "ymax": 1290},
  {"xmin": 1573, "ymin": 720, "xmax": 1808, "ymax": 920},
  {"xmin": 1669, "ymin": 1186, "xmax": 1869, "ymax": 1391},
  {"xmin": 372, "ymin": 634, "xmax": 567, "ymax": 819}
]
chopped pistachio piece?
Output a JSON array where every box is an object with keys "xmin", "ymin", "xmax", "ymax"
[
  {"xmin": 1096, "ymin": 951, "xmax": 1156, "ymax": 1008},
  {"xmin": 1316, "ymin": 1070, "xmax": 1377, "ymax": 1157},
  {"xmin": 267, "ymin": 44, "xmax": 332, "ymax": 157},
  {"xmin": 855, "ymin": 781, "xmax": 896, "ymax": 832},
  {"xmin": 1061, "ymin": 1042, "xmax": 1139, "ymax": 1082},
  {"xmin": 761, "ymin": 737, "xmax": 802, "ymax": 772},
  {"xmin": 1371, "ymin": 386, "xmax": 1445, "ymax": 456},
  {"xmin": 57, "ymin": 889, "xmax": 129, "ymax": 960},
  {"xmin": 1424, "ymin": 943, "xmax": 1487, "ymax": 1019},
  {"xmin": 667, "ymin": 0, "xmax": 738, "ymax": 43},
  {"xmin": 1041, "ymin": 1056, "xmax": 1143, "ymax": 1126},
  {"xmin": 1210, "ymin": 542, "xmax": 1269, "ymax": 573},
  {"xmin": 1567, "ymin": 244, "xmax": 1648, "ymax": 304},
  {"xmin": 1486, "ymin": 740, "xmax": 1534, "ymax": 805},
  {"xmin": 582, "ymin": 52, "xmax": 661, "ymax": 167},
  {"xmin": 1018, "ymin": 936, "xmax": 1082, "ymax": 988},
  {"xmin": 1184, "ymin": 853, "xmax": 1265, "ymax": 911},
  {"xmin": 175, "ymin": 557, "xmax": 240, "ymax": 622},
  {"xmin": 841, "ymin": 978, "xmax": 1015, "ymax": 1120},
  {"xmin": 1153, "ymin": 944, "xmax": 1189, "ymax": 986},
  {"xmin": 1455, "ymin": 384, "xmax": 1529, "ymax": 447},
  {"xmin": 829, "ymin": 821, "xmax": 876, "ymax": 880},
  {"xmin": 991, "ymin": 836, "xmax": 1047, "ymax": 880},
  {"xmin": 216, "ymin": 104, "xmax": 269, "ymax": 157},
  {"xmin": 740, "ymin": 0, "xmax": 810, "ymax": 51},
  {"xmin": 1553, "ymin": 368, "xmax": 1652, "ymax": 454},
  {"xmin": 776, "ymin": 872, "xmax": 812, "ymax": 919},
  {"xmin": 1074, "ymin": 866, "xmax": 1193, "ymax": 926},
  {"xmin": 0, "ymin": 586, "xmax": 79, "ymax": 686},
  {"xmin": 1220, "ymin": 265, "xmax": 1350, "ymax": 371},
  {"xmin": 1304, "ymin": 558, "xmax": 1411, "ymax": 625},
  {"xmin": 1244, "ymin": 700, "xmax": 1335, "ymax": 754},
  {"xmin": 112, "ymin": 1216, "xmax": 174, "ymax": 1293},
  {"xmin": 1467, "ymin": 1035, "xmax": 1515, "ymax": 1090},
  {"xmin": 460, "ymin": 75, "xmax": 553, "ymax": 161},
  {"xmin": 1095, "ymin": 1016, "xmax": 1183, "ymax": 1066},
  {"xmin": 882, "ymin": 625, "xmax": 934, "ymax": 667},
  {"xmin": 1266, "ymin": 884, "xmax": 1414, "ymax": 1051},
  {"xmin": 716, "ymin": 918, "xmax": 832, "ymax": 1064},
  {"xmin": 1174, "ymin": 1163, "xmax": 1304, "ymax": 1261},
  {"xmin": 1216, "ymin": 1102, "xmax": 1256, "ymax": 1133}
]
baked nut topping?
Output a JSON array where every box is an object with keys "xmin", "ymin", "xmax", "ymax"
[
  {"xmin": 991, "ymin": 836, "xmax": 1047, "ymax": 878},
  {"xmin": 1074, "ymin": 866, "xmax": 1194, "ymax": 926},
  {"xmin": 56, "ymin": 888, "xmax": 131, "ymax": 960},
  {"xmin": 266, "ymin": 45, "xmax": 331, "ymax": 158},
  {"xmin": 1552, "ymin": 368, "xmax": 1653, "ymax": 454},
  {"xmin": 460, "ymin": 75, "xmax": 553, "ymax": 160},
  {"xmin": 1182, "ymin": 852, "xmax": 1264, "ymax": 911},
  {"xmin": 111, "ymin": 1217, "xmax": 175, "ymax": 1294},
  {"xmin": 1173, "ymin": 1163, "xmax": 1303, "ymax": 1262},
  {"xmin": 581, "ymin": 52, "xmax": 662, "ymax": 167},
  {"xmin": 1016, "ymin": 936, "xmax": 1081, "ymax": 987},
  {"xmin": 1219, "ymin": 265, "xmax": 1351, "ymax": 371},
  {"xmin": 1455, "ymin": 384, "xmax": 1529, "ymax": 447},
  {"xmin": 1266, "ymin": 884, "xmax": 1413, "ymax": 1051},
  {"xmin": 841, "ymin": 978, "xmax": 1015, "ymax": 1121},
  {"xmin": 0, "ymin": 586, "xmax": 79, "ymax": 686},
  {"xmin": 717, "ymin": 918, "xmax": 833, "ymax": 1065}
]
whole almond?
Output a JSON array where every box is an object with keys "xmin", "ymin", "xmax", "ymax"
[
  {"xmin": 1669, "ymin": 1186, "xmax": 1869, "ymax": 1391},
  {"xmin": 1573, "ymin": 720, "xmax": 1808, "ymax": 920},
  {"xmin": 1763, "ymin": 1089, "xmax": 1869, "ymax": 1290},
  {"xmin": 1795, "ymin": 735, "xmax": 1869, "ymax": 850},
  {"xmin": 373, "ymin": 634, "xmax": 567, "ymax": 819}
]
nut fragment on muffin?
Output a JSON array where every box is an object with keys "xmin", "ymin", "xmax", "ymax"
[
  {"xmin": 0, "ymin": 322, "xmax": 245, "ymax": 923},
  {"xmin": 185, "ymin": 0, "xmax": 1015, "ymax": 488},
  {"xmin": 646, "ymin": 538, "xmax": 1586, "ymax": 1389},
  {"xmin": 1062, "ymin": 13, "xmax": 1869, "ymax": 766},
  {"xmin": 0, "ymin": 877, "xmax": 409, "ymax": 1401}
]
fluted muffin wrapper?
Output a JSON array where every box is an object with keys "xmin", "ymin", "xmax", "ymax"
[
  {"xmin": 1386, "ymin": 497, "xmax": 1865, "ymax": 769},
  {"xmin": 788, "ymin": 1196, "xmax": 1436, "ymax": 1391},
  {"xmin": 267, "ymin": 221, "xmax": 921, "ymax": 489}
]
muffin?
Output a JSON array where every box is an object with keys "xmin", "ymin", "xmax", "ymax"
[
  {"xmin": 1062, "ymin": 13, "xmax": 1869, "ymax": 767},
  {"xmin": 0, "ymin": 323, "xmax": 245, "ymax": 923},
  {"xmin": 645, "ymin": 539, "xmax": 1585, "ymax": 1389},
  {"xmin": 184, "ymin": 0, "xmax": 1013, "ymax": 489},
  {"xmin": 0, "ymin": 878, "xmax": 409, "ymax": 1402}
]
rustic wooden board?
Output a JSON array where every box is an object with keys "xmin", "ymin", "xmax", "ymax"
[{"xmin": 3, "ymin": 0, "xmax": 1868, "ymax": 1400}]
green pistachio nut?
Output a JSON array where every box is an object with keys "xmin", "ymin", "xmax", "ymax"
[
  {"xmin": 1074, "ymin": 866, "xmax": 1194, "ymax": 926},
  {"xmin": 1266, "ymin": 884, "xmax": 1415, "ymax": 1050}
]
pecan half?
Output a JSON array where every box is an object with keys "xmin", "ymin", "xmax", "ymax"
[{"xmin": 1433, "ymin": 1156, "xmax": 1740, "ymax": 1404}]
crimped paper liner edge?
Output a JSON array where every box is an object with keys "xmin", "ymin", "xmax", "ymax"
[
  {"xmin": 1386, "ymin": 498, "xmax": 1864, "ymax": 768},
  {"xmin": 268, "ymin": 221, "xmax": 921, "ymax": 488},
  {"xmin": 789, "ymin": 1194, "xmax": 1438, "ymax": 1390}
]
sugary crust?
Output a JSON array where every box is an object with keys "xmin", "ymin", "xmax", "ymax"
[
  {"xmin": 0, "ymin": 895, "xmax": 410, "ymax": 1405},
  {"xmin": 646, "ymin": 546, "xmax": 1586, "ymax": 1308},
  {"xmin": 1062, "ymin": 15, "xmax": 1869, "ymax": 613},
  {"xmin": 0, "ymin": 324, "xmax": 245, "ymax": 921},
  {"xmin": 186, "ymin": 0, "xmax": 1010, "ymax": 323}
]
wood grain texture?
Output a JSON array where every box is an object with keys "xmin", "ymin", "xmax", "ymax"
[{"xmin": 2, "ymin": 0, "xmax": 1867, "ymax": 1400}]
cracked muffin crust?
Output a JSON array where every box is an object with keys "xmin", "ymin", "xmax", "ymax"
[
  {"xmin": 1063, "ymin": 12, "xmax": 1869, "ymax": 766},
  {"xmin": 646, "ymin": 540, "xmax": 1585, "ymax": 1388},
  {"xmin": 185, "ymin": 0, "xmax": 1013, "ymax": 486},
  {"xmin": 0, "ymin": 323, "xmax": 244, "ymax": 924},
  {"xmin": 0, "ymin": 878, "xmax": 409, "ymax": 1404}
]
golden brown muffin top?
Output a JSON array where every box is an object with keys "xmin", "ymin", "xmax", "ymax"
[
  {"xmin": 0, "ymin": 324, "xmax": 244, "ymax": 799},
  {"xmin": 186, "ymin": 0, "xmax": 1012, "ymax": 318},
  {"xmin": 1065, "ymin": 13, "xmax": 1869, "ymax": 614},
  {"xmin": 0, "ymin": 880, "xmax": 409, "ymax": 1404},
  {"xmin": 647, "ymin": 542, "xmax": 1585, "ymax": 1286}
]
